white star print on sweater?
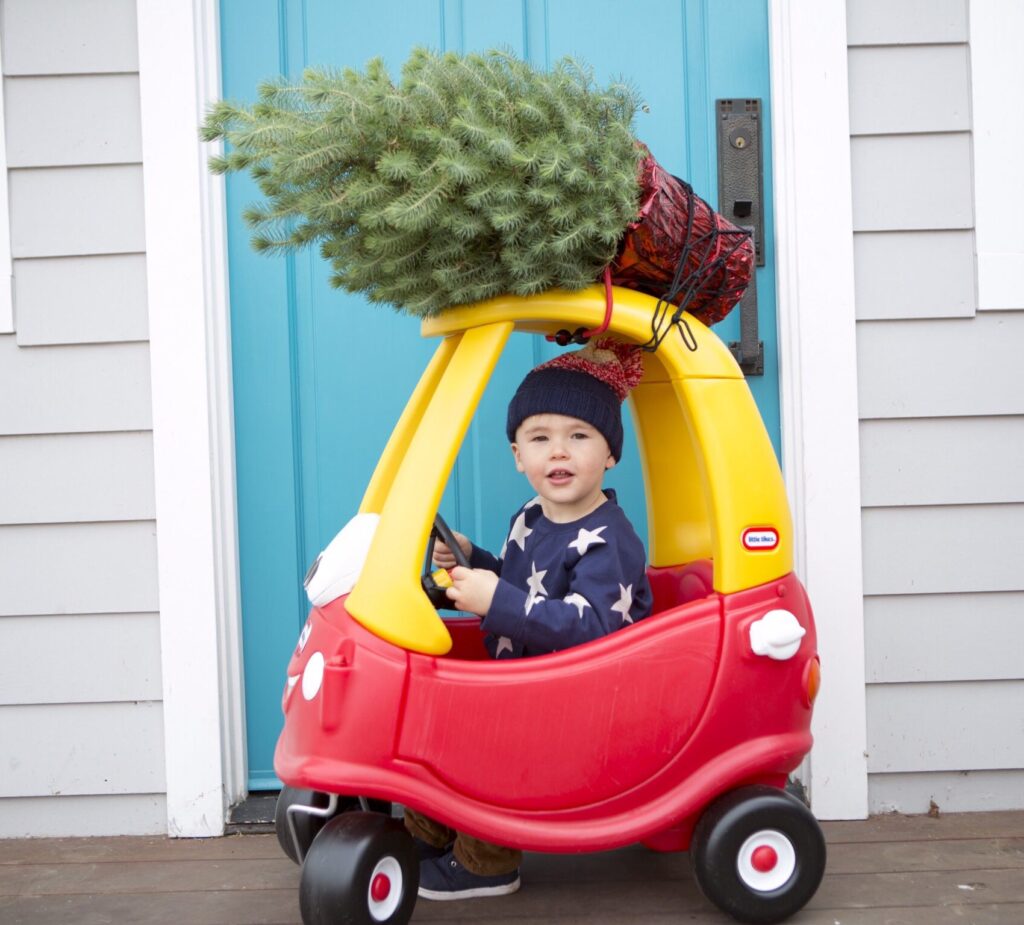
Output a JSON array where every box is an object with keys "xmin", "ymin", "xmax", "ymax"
[{"xmin": 469, "ymin": 490, "xmax": 653, "ymax": 658}]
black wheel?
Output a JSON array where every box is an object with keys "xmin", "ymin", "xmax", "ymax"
[
  {"xmin": 275, "ymin": 789, "xmax": 392, "ymax": 865},
  {"xmin": 275, "ymin": 788, "xmax": 344, "ymax": 864},
  {"xmin": 690, "ymin": 785, "xmax": 826, "ymax": 924},
  {"xmin": 299, "ymin": 812, "xmax": 418, "ymax": 925}
]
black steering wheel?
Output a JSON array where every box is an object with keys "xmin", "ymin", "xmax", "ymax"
[{"xmin": 421, "ymin": 513, "xmax": 472, "ymax": 609}]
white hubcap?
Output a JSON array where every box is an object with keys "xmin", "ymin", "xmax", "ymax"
[
  {"xmin": 367, "ymin": 856, "xmax": 403, "ymax": 921},
  {"xmin": 736, "ymin": 829, "xmax": 796, "ymax": 892}
]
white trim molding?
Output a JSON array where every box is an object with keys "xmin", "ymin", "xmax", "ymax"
[
  {"xmin": 0, "ymin": 38, "xmax": 14, "ymax": 334},
  {"xmin": 136, "ymin": 0, "xmax": 246, "ymax": 836},
  {"xmin": 969, "ymin": 0, "xmax": 1024, "ymax": 311},
  {"xmin": 769, "ymin": 0, "xmax": 869, "ymax": 819}
]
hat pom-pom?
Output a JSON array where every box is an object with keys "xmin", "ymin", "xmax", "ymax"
[{"xmin": 576, "ymin": 337, "xmax": 644, "ymax": 400}]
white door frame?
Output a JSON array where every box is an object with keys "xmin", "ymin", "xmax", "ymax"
[
  {"xmin": 138, "ymin": 0, "xmax": 868, "ymax": 835},
  {"xmin": 769, "ymin": 0, "xmax": 869, "ymax": 819}
]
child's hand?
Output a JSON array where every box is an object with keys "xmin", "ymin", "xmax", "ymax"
[
  {"xmin": 446, "ymin": 566, "xmax": 499, "ymax": 617},
  {"xmin": 432, "ymin": 530, "xmax": 472, "ymax": 568}
]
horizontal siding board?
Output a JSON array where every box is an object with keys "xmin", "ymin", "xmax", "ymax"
[
  {"xmin": 861, "ymin": 504, "xmax": 1024, "ymax": 596},
  {"xmin": 865, "ymin": 592, "xmax": 1024, "ymax": 682},
  {"xmin": 0, "ymin": 521, "xmax": 158, "ymax": 616},
  {"xmin": 851, "ymin": 134, "xmax": 973, "ymax": 231},
  {"xmin": 857, "ymin": 313, "xmax": 1024, "ymax": 419},
  {"xmin": 8, "ymin": 166, "xmax": 146, "ymax": 258},
  {"xmin": 0, "ymin": 702, "xmax": 165, "ymax": 797},
  {"xmin": 14, "ymin": 254, "xmax": 149, "ymax": 346},
  {"xmin": 4, "ymin": 75, "xmax": 142, "ymax": 167},
  {"xmin": 866, "ymin": 680, "xmax": 1024, "ymax": 773},
  {"xmin": 854, "ymin": 230, "xmax": 975, "ymax": 320},
  {"xmin": 0, "ymin": 793, "xmax": 166, "ymax": 838},
  {"xmin": 848, "ymin": 45, "xmax": 970, "ymax": 136},
  {"xmin": 0, "ymin": 613, "xmax": 161, "ymax": 704},
  {"xmin": 0, "ymin": 432, "xmax": 155, "ymax": 524},
  {"xmin": 0, "ymin": 338, "xmax": 152, "ymax": 435},
  {"xmin": 859, "ymin": 416, "xmax": 1024, "ymax": 506},
  {"xmin": 846, "ymin": 0, "xmax": 968, "ymax": 46},
  {"xmin": 869, "ymin": 770, "xmax": 1024, "ymax": 814},
  {"xmin": 0, "ymin": 0, "xmax": 139, "ymax": 75}
]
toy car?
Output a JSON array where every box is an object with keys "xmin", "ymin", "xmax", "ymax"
[{"xmin": 274, "ymin": 286, "xmax": 825, "ymax": 925}]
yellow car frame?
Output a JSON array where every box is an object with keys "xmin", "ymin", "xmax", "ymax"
[{"xmin": 348, "ymin": 284, "xmax": 792, "ymax": 655}]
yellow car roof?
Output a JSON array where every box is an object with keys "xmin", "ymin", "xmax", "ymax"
[{"xmin": 346, "ymin": 286, "xmax": 792, "ymax": 655}]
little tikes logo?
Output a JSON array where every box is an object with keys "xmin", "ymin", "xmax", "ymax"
[{"xmin": 742, "ymin": 527, "xmax": 779, "ymax": 551}]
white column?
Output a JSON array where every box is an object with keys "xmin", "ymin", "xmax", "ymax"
[
  {"xmin": 136, "ymin": 0, "xmax": 246, "ymax": 836},
  {"xmin": 769, "ymin": 0, "xmax": 869, "ymax": 819}
]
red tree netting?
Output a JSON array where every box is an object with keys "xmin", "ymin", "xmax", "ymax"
[{"xmin": 611, "ymin": 149, "xmax": 755, "ymax": 340}]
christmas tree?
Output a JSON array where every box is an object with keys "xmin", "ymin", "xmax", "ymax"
[{"xmin": 202, "ymin": 48, "xmax": 643, "ymax": 318}]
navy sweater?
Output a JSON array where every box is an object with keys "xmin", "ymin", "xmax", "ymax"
[{"xmin": 470, "ymin": 490, "xmax": 653, "ymax": 658}]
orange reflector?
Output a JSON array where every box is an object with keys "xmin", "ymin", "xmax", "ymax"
[{"xmin": 803, "ymin": 656, "xmax": 821, "ymax": 707}]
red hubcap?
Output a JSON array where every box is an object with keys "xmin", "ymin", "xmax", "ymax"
[
  {"xmin": 751, "ymin": 845, "xmax": 778, "ymax": 873},
  {"xmin": 370, "ymin": 873, "xmax": 391, "ymax": 902}
]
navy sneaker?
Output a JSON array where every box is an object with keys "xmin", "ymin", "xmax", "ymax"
[
  {"xmin": 417, "ymin": 849, "xmax": 521, "ymax": 900},
  {"xmin": 413, "ymin": 835, "xmax": 451, "ymax": 862}
]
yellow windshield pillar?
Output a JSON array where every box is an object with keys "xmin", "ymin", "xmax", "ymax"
[
  {"xmin": 679, "ymin": 377, "xmax": 793, "ymax": 593},
  {"xmin": 346, "ymin": 321, "xmax": 513, "ymax": 654}
]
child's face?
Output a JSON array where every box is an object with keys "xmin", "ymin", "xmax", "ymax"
[{"xmin": 511, "ymin": 413, "xmax": 615, "ymax": 522}]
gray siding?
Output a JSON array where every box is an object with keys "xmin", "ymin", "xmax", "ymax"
[
  {"xmin": 848, "ymin": 0, "xmax": 1024, "ymax": 813},
  {"xmin": 0, "ymin": 0, "xmax": 163, "ymax": 836}
]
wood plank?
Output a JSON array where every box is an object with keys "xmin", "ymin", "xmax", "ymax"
[
  {"xmin": 825, "ymin": 836, "xmax": 1024, "ymax": 874},
  {"xmin": 0, "ymin": 702, "xmax": 165, "ymax": 798},
  {"xmin": 865, "ymin": 592, "xmax": 1024, "ymax": 682},
  {"xmin": 870, "ymin": 771, "xmax": 1024, "ymax": 816},
  {"xmin": 0, "ymin": 794, "xmax": 166, "ymax": 840},
  {"xmin": 849, "ymin": 45, "xmax": 970, "ymax": 135},
  {"xmin": 861, "ymin": 504, "xmax": 1024, "ymax": 595},
  {"xmin": 0, "ymin": 432, "xmax": 155, "ymax": 524},
  {"xmin": 857, "ymin": 313, "xmax": 1024, "ymax": 419},
  {"xmin": 846, "ymin": 0, "xmax": 968, "ymax": 46},
  {"xmin": 853, "ymin": 230, "xmax": 975, "ymax": 320},
  {"xmin": 866, "ymin": 681, "xmax": 1024, "ymax": 773},
  {"xmin": 860, "ymin": 417, "xmax": 1024, "ymax": 507},
  {"xmin": 3, "ymin": 76, "xmax": 141, "ymax": 168},
  {"xmin": 851, "ymin": 134, "xmax": 973, "ymax": 231},
  {"xmin": 823, "ymin": 809, "xmax": 1024, "ymax": 843},
  {"xmin": 0, "ymin": 521, "xmax": 158, "ymax": 616},
  {"xmin": 0, "ymin": 614, "xmax": 161, "ymax": 704},
  {"xmin": 0, "ymin": 0, "xmax": 139, "ymax": 76},
  {"xmin": 0, "ymin": 833, "xmax": 283, "ymax": 865},
  {"xmin": 0, "ymin": 889, "xmax": 301, "ymax": 925},
  {"xmin": 0, "ymin": 339, "xmax": 152, "ymax": 435},
  {"xmin": 8, "ymin": 166, "xmax": 145, "ymax": 258},
  {"xmin": 14, "ymin": 254, "xmax": 149, "ymax": 346}
]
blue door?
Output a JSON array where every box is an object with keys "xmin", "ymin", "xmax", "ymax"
[{"xmin": 219, "ymin": 0, "xmax": 779, "ymax": 790}]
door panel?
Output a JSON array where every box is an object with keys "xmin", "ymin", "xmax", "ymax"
[{"xmin": 220, "ymin": 0, "xmax": 777, "ymax": 789}]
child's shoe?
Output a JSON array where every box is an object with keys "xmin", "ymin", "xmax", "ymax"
[{"xmin": 417, "ymin": 849, "xmax": 521, "ymax": 900}]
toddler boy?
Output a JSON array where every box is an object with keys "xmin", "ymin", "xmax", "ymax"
[{"xmin": 410, "ymin": 336, "xmax": 654, "ymax": 899}]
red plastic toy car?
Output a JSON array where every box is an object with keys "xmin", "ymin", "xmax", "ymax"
[{"xmin": 274, "ymin": 289, "xmax": 825, "ymax": 925}]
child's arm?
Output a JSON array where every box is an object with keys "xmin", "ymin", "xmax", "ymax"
[{"xmin": 480, "ymin": 539, "xmax": 652, "ymax": 653}]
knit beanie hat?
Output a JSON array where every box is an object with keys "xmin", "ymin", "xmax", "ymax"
[{"xmin": 506, "ymin": 337, "xmax": 644, "ymax": 461}]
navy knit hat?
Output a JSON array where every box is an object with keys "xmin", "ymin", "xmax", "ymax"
[{"xmin": 506, "ymin": 338, "xmax": 644, "ymax": 461}]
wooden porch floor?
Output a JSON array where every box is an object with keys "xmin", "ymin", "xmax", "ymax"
[{"xmin": 2, "ymin": 810, "xmax": 1023, "ymax": 924}]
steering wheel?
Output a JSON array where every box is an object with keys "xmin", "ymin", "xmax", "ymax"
[{"xmin": 421, "ymin": 513, "xmax": 472, "ymax": 610}]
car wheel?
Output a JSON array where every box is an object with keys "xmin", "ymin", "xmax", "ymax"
[
  {"xmin": 275, "ymin": 788, "xmax": 343, "ymax": 864},
  {"xmin": 690, "ymin": 785, "xmax": 826, "ymax": 924},
  {"xmin": 299, "ymin": 812, "xmax": 418, "ymax": 925},
  {"xmin": 275, "ymin": 789, "xmax": 393, "ymax": 864}
]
